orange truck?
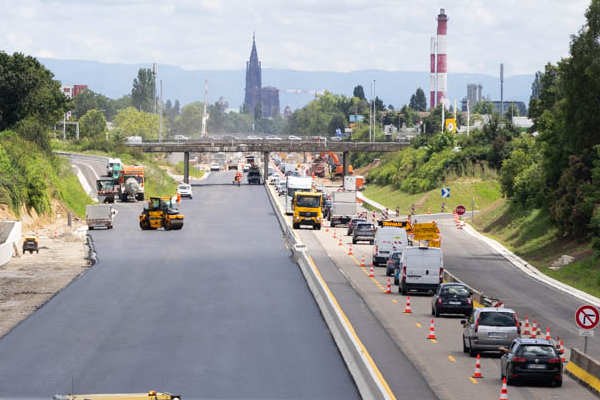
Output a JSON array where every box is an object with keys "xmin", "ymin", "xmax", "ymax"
[{"xmin": 118, "ymin": 165, "xmax": 145, "ymax": 201}]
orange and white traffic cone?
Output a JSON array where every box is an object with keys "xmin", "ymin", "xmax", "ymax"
[
  {"xmin": 369, "ymin": 265, "xmax": 375, "ymax": 278},
  {"xmin": 530, "ymin": 321, "xmax": 538, "ymax": 339},
  {"xmin": 325, "ymin": 227, "xmax": 329, "ymax": 233},
  {"xmin": 427, "ymin": 319, "xmax": 437, "ymax": 340},
  {"xmin": 333, "ymin": 230, "xmax": 337, "ymax": 239},
  {"xmin": 499, "ymin": 377, "xmax": 508, "ymax": 400},
  {"xmin": 360, "ymin": 256, "xmax": 366, "ymax": 267},
  {"xmin": 338, "ymin": 238, "xmax": 343, "ymax": 246},
  {"xmin": 472, "ymin": 353, "xmax": 483, "ymax": 378},
  {"xmin": 522, "ymin": 316, "xmax": 530, "ymax": 337},
  {"xmin": 545, "ymin": 327, "xmax": 551, "ymax": 341},
  {"xmin": 403, "ymin": 296, "xmax": 412, "ymax": 314},
  {"xmin": 557, "ymin": 337, "xmax": 566, "ymax": 362},
  {"xmin": 385, "ymin": 277, "xmax": 392, "ymax": 294},
  {"xmin": 348, "ymin": 245, "xmax": 353, "ymax": 256}
]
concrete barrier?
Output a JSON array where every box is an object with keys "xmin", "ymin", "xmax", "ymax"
[
  {"xmin": 0, "ymin": 221, "xmax": 22, "ymax": 267},
  {"xmin": 566, "ymin": 347, "xmax": 600, "ymax": 395},
  {"xmin": 264, "ymin": 184, "xmax": 394, "ymax": 400}
]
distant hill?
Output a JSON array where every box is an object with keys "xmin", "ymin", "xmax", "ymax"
[{"xmin": 40, "ymin": 58, "xmax": 534, "ymax": 111}]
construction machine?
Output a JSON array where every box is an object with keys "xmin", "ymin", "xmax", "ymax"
[
  {"xmin": 53, "ymin": 390, "xmax": 181, "ymax": 400},
  {"xmin": 139, "ymin": 196, "xmax": 184, "ymax": 230}
]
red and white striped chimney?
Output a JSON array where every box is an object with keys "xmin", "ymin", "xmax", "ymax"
[{"xmin": 430, "ymin": 8, "xmax": 448, "ymax": 109}]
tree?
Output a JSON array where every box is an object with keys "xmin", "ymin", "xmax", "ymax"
[
  {"xmin": 472, "ymin": 101, "xmax": 494, "ymax": 115},
  {"xmin": 327, "ymin": 113, "xmax": 346, "ymax": 135},
  {"xmin": 131, "ymin": 68, "xmax": 155, "ymax": 112},
  {"xmin": 0, "ymin": 52, "xmax": 68, "ymax": 150},
  {"xmin": 409, "ymin": 88, "xmax": 427, "ymax": 111},
  {"xmin": 353, "ymin": 85, "xmax": 365, "ymax": 100},
  {"xmin": 174, "ymin": 102, "xmax": 204, "ymax": 137},
  {"xmin": 79, "ymin": 109, "xmax": 107, "ymax": 139},
  {"xmin": 113, "ymin": 107, "xmax": 158, "ymax": 140}
]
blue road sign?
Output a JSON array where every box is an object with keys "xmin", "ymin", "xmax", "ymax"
[{"xmin": 441, "ymin": 187, "xmax": 451, "ymax": 198}]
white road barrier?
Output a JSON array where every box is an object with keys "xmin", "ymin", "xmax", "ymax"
[{"xmin": 0, "ymin": 221, "xmax": 22, "ymax": 267}]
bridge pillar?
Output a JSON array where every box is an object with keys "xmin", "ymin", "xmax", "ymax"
[
  {"xmin": 263, "ymin": 151, "xmax": 269, "ymax": 185},
  {"xmin": 183, "ymin": 151, "xmax": 190, "ymax": 184},
  {"xmin": 342, "ymin": 151, "xmax": 349, "ymax": 179}
]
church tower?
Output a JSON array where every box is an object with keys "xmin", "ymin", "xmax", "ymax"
[{"xmin": 244, "ymin": 33, "xmax": 262, "ymax": 118}]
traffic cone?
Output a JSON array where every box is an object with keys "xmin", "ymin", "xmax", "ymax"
[
  {"xmin": 427, "ymin": 319, "xmax": 437, "ymax": 340},
  {"xmin": 499, "ymin": 377, "xmax": 508, "ymax": 400},
  {"xmin": 530, "ymin": 321, "xmax": 538, "ymax": 339},
  {"xmin": 403, "ymin": 297, "xmax": 412, "ymax": 314},
  {"xmin": 557, "ymin": 338, "xmax": 566, "ymax": 362},
  {"xmin": 522, "ymin": 316, "xmax": 530, "ymax": 337},
  {"xmin": 360, "ymin": 256, "xmax": 366, "ymax": 267},
  {"xmin": 385, "ymin": 277, "xmax": 392, "ymax": 294},
  {"xmin": 472, "ymin": 353, "xmax": 483, "ymax": 378},
  {"xmin": 545, "ymin": 327, "xmax": 551, "ymax": 341},
  {"xmin": 348, "ymin": 245, "xmax": 353, "ymax": 256},
  {"xmin": 325, "ymin": 227, "xmax": 329, "ymax": 233},
  {"xmin": 338, "ymin": 238, "xmax": 343, "ymax": 246},
  {"xmin": 369, "ymin": 265, "xmax": 375, "ymax": 278},
  {"xmin": 333, "ymin": 230, "xmax": 337, "ymax": 239}
]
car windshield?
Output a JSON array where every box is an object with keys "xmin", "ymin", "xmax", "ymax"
[
  {"xmin": 178, "ymin": 185, "xmax": 189, "ymax": 190},
  {"xmin": 517, "ymin": 345, "xmax": 557, "ymax": 357},
  {"xmin": 441, "ymin": 286, "xmax": 470, "ymax": 297},
  {"xmin": 477, "ymin": 312, "xmax": 516, "ymax": 327},
  {"xmin": 356, "ymin": 224, "xmax": 374, "ymax": 231},
  {"xmin": 296, "ymin": 196, "xmax": 320, "ymax": 208}
]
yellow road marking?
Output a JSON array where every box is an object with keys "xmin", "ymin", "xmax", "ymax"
[
  {"xmin": 448, "ymin": 355, "xmax": 456, "ymax": 363},
  {"xmin": 566, "ymin": 361, "xmax": 600, "ymax": 393},
  {"xmin": 416, "ymin": 322, "xmax": 422, "ymax": 328},
  {"xmin": 469, "ymin": 377, "xmax": 479, "ymax": 385},
  {"xmin": 392, "ymin": 299, "xmax": 398, "ymax": 304},
  {"xmin": 307, "ymin": 256, "xmax": 396, "ymax": 399},
  {"xmin": 429, "ymin": 339, "xmax": 437, "ymax": 343}
]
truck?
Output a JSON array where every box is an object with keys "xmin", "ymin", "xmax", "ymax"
[
  {"xmin": 328, "ymin": 191, "xmax": 356, "ymax": 227},
  {"xmin": 247, "ymin": 164, "xmax": 262, "ymax": 184},
  {"xmin": 118, "ymin": 165, "xmax": 145, "ymax": 202},
  {"xmin": 96, "ymin": 177, "xmax": 118, "ymax": 203},
  {"xmin": 106, "ymin": 158, "xmax": 122, "ymax": 177},
  {"xmin": 285, "ymin": 176, "xmax": 313, "ymax": 214},
  {"xmin": 86, "ymin": 204, "xmax": 115, "ymax": 230},
  {"xmin": 310, "ymin": 157, "xmax": 327, "ymax": 177},
  {"xmin": 292, "ymin": 191, "xmax": 322, "ymax": 230}
]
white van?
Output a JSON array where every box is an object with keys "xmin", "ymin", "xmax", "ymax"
[
  {"xmin": 399, "ymin": 246, "xmax": 443, "ymax": 295},
  {"xmin": 372, "ymin": 227, "xmax": 409, "ymax": 266}
]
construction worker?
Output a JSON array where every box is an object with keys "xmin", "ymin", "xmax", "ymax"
[{"xmin": 177, "ymin": 192, "xmax": 181, "ymax": 203}]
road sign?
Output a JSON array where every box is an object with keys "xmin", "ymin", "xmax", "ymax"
[
  {"xmin": 579, "ymin": 329, "xmax": 595, "ymax": 337},
  {"xmin": 455, "ymin": 205, "xmax": 466, "ymax": 215},
  {"xmin": 441, "ymin": 187, "xmax": 450, "ymax": 198},
  {"xmin": 575, "ymin": 305, "xmax": 600, "ymax": 330}
]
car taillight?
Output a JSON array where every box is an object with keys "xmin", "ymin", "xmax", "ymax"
[
  {"xmin": 439, "ymin": 267, "xmax": 444, "ymax": 283},
  {"xmin": 512, "ymin": 356, "xmax": 527, "ymax": 363},
  {"xmin": 467, "ymin": 298, "xmax": 472, "ymax": 305},
  {"xmin": 401, "ymin": 266, "xmax": 406, "ymax": 279},
  {"xmin": 548, "ymin": 357, "xmax": 561, "ymax": 364},
  {"xmin": 437, "ymin": 298, "xmax": 442, "ymax": 304}
]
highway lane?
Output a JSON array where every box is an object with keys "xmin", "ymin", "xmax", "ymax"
[
  {"xmin": 438, "ymin": 219, "xmax": 599, "ymax": 360},
  {"xmin": 0, "ymin": 170, "xmax": 359, "ymax": 399}
]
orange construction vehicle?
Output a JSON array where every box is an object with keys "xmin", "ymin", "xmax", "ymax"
[{"xmin": 320, "ymin": 151, "xmax": 353, "ymax": 176}]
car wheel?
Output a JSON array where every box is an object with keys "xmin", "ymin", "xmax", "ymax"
[
  {"xmin": 386, "ymin": 268, "xmax": 392, "ymax": 277},
  {"xmin": 293, "ymin": 223, "xmax": 299, "ymax": 229},
  {"xmin": 468, "ymin": 340, "xmax": 477, "ymax": 357},
  {"xmin": 500, "ymin": 366, "xmax": 506, "ymax": 380},
  {"xmin": 352, "ymin": 239, "xmax": 357, "ymax": 244},
  {"xmin": 434, "ymin": 307, "xmax": 440, "ymax": 317},
  {"xmin": 431, "ymin": 307, "xmax": 435, "ymax": 316},
  {"xmin": 370, "ymin": 240, "xmax": 374, "ymax": 245},
  {"xmin": 400, "ymin": 282, "xmax": 407, "ymax": 295},
  {"xmin": 463, "ymin": 336, "xmax": 469, "ymax": 353},
  {"xmin": 553, "ymin": 379, "xmax": 562, "ymax": 388}
]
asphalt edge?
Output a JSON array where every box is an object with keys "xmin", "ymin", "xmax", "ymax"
[{"xmin": 264, "ymin": 183, "xmax": 395, "ymax": 400}]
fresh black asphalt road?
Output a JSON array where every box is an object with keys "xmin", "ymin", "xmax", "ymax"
[
  {"xmin": 0, "ymin": 169, "xmax": 359, "ymax": 399},
  {"xmin": 439, "ymin": 219, "xmax": 599, "ymax": 359}
]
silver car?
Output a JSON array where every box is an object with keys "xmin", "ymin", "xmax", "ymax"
[{"xmin": 462, "ymin": 307, "xmax": 520, "ymax": 357}]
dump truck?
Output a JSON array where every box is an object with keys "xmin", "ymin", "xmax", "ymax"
[
  {"xmin": 328, "ymin": 191, "xmax": 357, "ymax": 227},
  {"xmin": 292, "ymin": 191, "xmax": 323, "ymax": 230},
  {"xmin": 118, "ymin": 165, "xmax": 145, "ymax": 202},
  {"xmin": 53, "ymin": 390, "xmax": 181, "ymax": 400},
  {"xmin": 139, "ymin": 196, "xmax": 184, "ymax": 230},
  {"xmin": 86, "ymin": 204, "xmax": 114, "ymax": 230},
  {"xmin": 310, "ymin": 157, "xmax": 327, "ymax": 177},
  {"xmin": 96, "ymin": 177, "xmax": 118, "ymax": 203}
]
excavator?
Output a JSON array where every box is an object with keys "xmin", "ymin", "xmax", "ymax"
[
  {"xmin": 318, "ymin": 151, "xmax": 353, "ymax": 176},
  {"xmin": 139, "ymin": 196, "xmax": 184, "ymax": 230},
  {"xmin": 53, "ymin": 390, "xmax": 181, "ymax": 400}
]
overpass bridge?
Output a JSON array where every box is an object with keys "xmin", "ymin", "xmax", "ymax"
[{"xmin": 127, "ymin": 139, "xmax": 409, "ymax": 183}]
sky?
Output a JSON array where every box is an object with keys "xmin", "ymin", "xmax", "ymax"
[{"xmin": 0, "ymin": 0, "xmax": 591, "ymax": 76}]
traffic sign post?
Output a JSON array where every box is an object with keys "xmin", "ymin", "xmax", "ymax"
[
  {"xmin": 575, "ymin": 305, "xmax": 599, "ymax": 353},
  {"xmin": 441, "ymin": 188, "xmax": 450, "ymax": 198}
]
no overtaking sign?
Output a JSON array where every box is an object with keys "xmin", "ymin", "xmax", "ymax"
[{"xmin": 575, "ymin": 305, "xmax": 600, "ymax": 330}]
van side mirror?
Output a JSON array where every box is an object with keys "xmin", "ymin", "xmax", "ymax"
[{"xmin": 460, "ymin": 319, "xmax": 467, "ymax": 325}]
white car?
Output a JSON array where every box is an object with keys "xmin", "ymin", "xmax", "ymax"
[
  {"xmin": 174, "ymin": 135, "xmax": 189, "ymax": 141},
  {"xmin": 177, "ymin": 183, "xmax": 193, "ymax": 199},
  {"xmin": 210, "ymin": 163, "xmax": 221, "ymax": 171},
  {"xmin": 243, "ymin": 164, "xmax": 251, "ymax": 172},
  {"xmin": 288, "ymin": 135, "xmax": 302, "ymax": 141},
  {"xmin": 266, "ymin": 135, "xmax": 282, "ymax": 140},
  {"xmin": 247, "ymin": 135, "xmax": 263, "ymax": 140}
]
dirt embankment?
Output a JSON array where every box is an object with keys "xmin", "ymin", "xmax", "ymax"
[{"xmin": 0, "ymin": 201, "xmax": 89, "ymax": 338}]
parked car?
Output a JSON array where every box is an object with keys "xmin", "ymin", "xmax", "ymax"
[
  {"xmin": 177, "ymin": 183, "xmax": 193, "ymax": 199},
  {"xmin": 352, "ymin": 223, "xmax": 376, "ymax": 244},
  {"xmin": 500, "ymin": 338, "xmax": 563, "ymax": 387},
  {"xmin": 276, "ymin": 181, "xmax": 286, "ymax": 195},
  {"xmin": 265, "ymin": 135, "xmax": 282, "ymax": 140},
  {"xmin": 462, "ymin": 307, "xmax": 520, "ymax": 357},
  {"xmin": 347, "ymin": 217, "xmax": 367, "ymax": 235},
  {"xmin": 288, "ymin": 135, "xmax": 302, "ymax": 141},
  {"xmin": 431, "ymin": 283, "xmax": 473, "ymax": 317},
  {"xmin": 210, "ymin": 163, "xmax": 221, "ymax": 171},
  {"xmin": 386, "ymin": 250, "xmax": 402, "ymax": 279},
  {"xmin": 330, "ymin": 136, "xmax": 343, "ymax": 141}
]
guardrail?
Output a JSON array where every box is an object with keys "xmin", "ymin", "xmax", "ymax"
[
  {"xmin": 566, "ymin": 348, "xmax": 600, "ymax": 394},
  {"xmin": 264, "ymin": 184, "xmax": 393, "ymax": 399}
]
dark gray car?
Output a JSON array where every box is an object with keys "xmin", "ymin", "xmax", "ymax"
[{"xmin": 352, "ymin": 223, "xmax": 375, "ymax": 244}]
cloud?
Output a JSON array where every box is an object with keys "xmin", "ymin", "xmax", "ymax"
[{"xmin": 0, "ymin": 0, "xmax": 591, "ymax": 75}]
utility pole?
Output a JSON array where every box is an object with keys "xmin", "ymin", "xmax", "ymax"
[
  {"xmin": 201, "ymin": 79, "xmax": 208, "ymax": 138},
  {"xmin": 369, "ymin": 80, "xmax": 373, "ymax": 142},
  {"xmin": 158, "ymin": 79, "xmax": 163, "ymax": 142}
]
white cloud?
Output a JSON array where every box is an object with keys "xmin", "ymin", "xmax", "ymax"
[{"xmin": 0, "ymin": 0, "xmax": 591, "ymax": 75}]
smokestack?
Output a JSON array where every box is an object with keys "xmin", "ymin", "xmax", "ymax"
[{"xmin": 430, "ymin": 9, "xmax": 449, "ymax": 109}]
